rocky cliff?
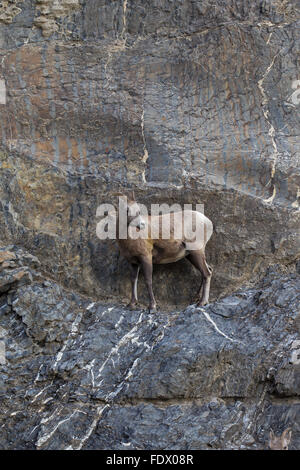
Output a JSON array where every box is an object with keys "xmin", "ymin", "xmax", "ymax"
[
  {"xmin": 0, "ymin": 0, "xmax": 299, "ymax": 450},
  {"xmin": 0, "ymin": 244, "xmax": 299, "ymax": 449}
]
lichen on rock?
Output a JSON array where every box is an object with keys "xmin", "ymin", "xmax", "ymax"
[
  {"xmin": 34, "ymin": 0, "xmax": 81, "ymax": 37},
  {"xmin": 0, "ymin": 0, "xmax": 23, "ymax": 25}
]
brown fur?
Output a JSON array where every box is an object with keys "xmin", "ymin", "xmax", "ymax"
[
  {"xmin": 116, "ymin": 192, "xmax": 213, "ymax": 312},
  {"xmin": 268, "ymin": 428, "xmax": 292, "ymax": 450}
]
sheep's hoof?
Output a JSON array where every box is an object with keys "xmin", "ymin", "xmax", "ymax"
[
  {"xmin": 127, "ymin": 303, "xmax": 138, "ymax": 310},
  {"xmin": 148, "ymin": 306, "xmax": 157, "ymax": 314},
  {"xmin": 197, "ymin": 299, "xmax": 208, "ymax": 307}
]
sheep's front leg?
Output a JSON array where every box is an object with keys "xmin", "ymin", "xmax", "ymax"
[
  {"xmin": 127, "ymin": 263, "xmax": 140, "ymax": 309},
  {"xmin": 140, "ymin": 256, "xmax": 157, "ymax": 313}
]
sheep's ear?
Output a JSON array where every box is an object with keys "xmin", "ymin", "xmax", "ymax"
[
  {"xmin": 129, "ymin": 190, "xmax": 136, "ymax": 201},
  {"xmin": 269, "ymin": 429, "xmax": 275, "ymax": 440},
  {"xmin": 282, "ymin": 428, "xmax": 292, "ymax": 443}
]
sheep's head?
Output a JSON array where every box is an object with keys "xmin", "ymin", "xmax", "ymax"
[
  {"xmin": 96, "ymin": 190, "xmax": 147, "ymax": 240},
  {"xmin": 112, "ymin": 191, "xmax": 146, "ymax": 231},
  {"xmin": 269, "ymin": 428, "xmax": 292, "ymax": 450}
]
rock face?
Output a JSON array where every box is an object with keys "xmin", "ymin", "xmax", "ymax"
[
  {"xmin": 0, "ymin": 243, "xmax": 299, "ymax": 449},
  {"xmin": 0, "ymin": 0, "xmax": 299, "ymax": 307},
  {"xmin": 0, "ymin": 0, "xmax": 299, "ymax": 450}
]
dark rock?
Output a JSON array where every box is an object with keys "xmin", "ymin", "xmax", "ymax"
[{"xmin": 0, "ymin": 243, "xmax": 299, "ymax": 449}]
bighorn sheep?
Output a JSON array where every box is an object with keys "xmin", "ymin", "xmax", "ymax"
[
  {"xmin": 114, "ymin": 191, "xmax": 213, "ymax": 313},
  {"xmin": 268, "ymin": 428, "xmax": 292, "ymax": 450}
]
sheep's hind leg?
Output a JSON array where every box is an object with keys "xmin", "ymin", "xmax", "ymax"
[
  {"xmin": 187, "ymin": 251, "xmax": 213, "ymax": 306},
  {"xmin": 127, "ymin": 263, "xmax": 140, "ymax": 309},
  {"xmin": 140, "ymin": 256, "xmax": 157, "ymax": 313}
]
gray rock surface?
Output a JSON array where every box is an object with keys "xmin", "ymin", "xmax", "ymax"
[
  {"xmin": 0, "ymin": 244, "xmax": 299, "ymax": 449},
  {"xmin": 0, "ymin": 0, "xmax": 299, "ymax": 450},
  {"xmin": 0, "ymin": 0, "xmax": 299, "ymax": 307}
]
